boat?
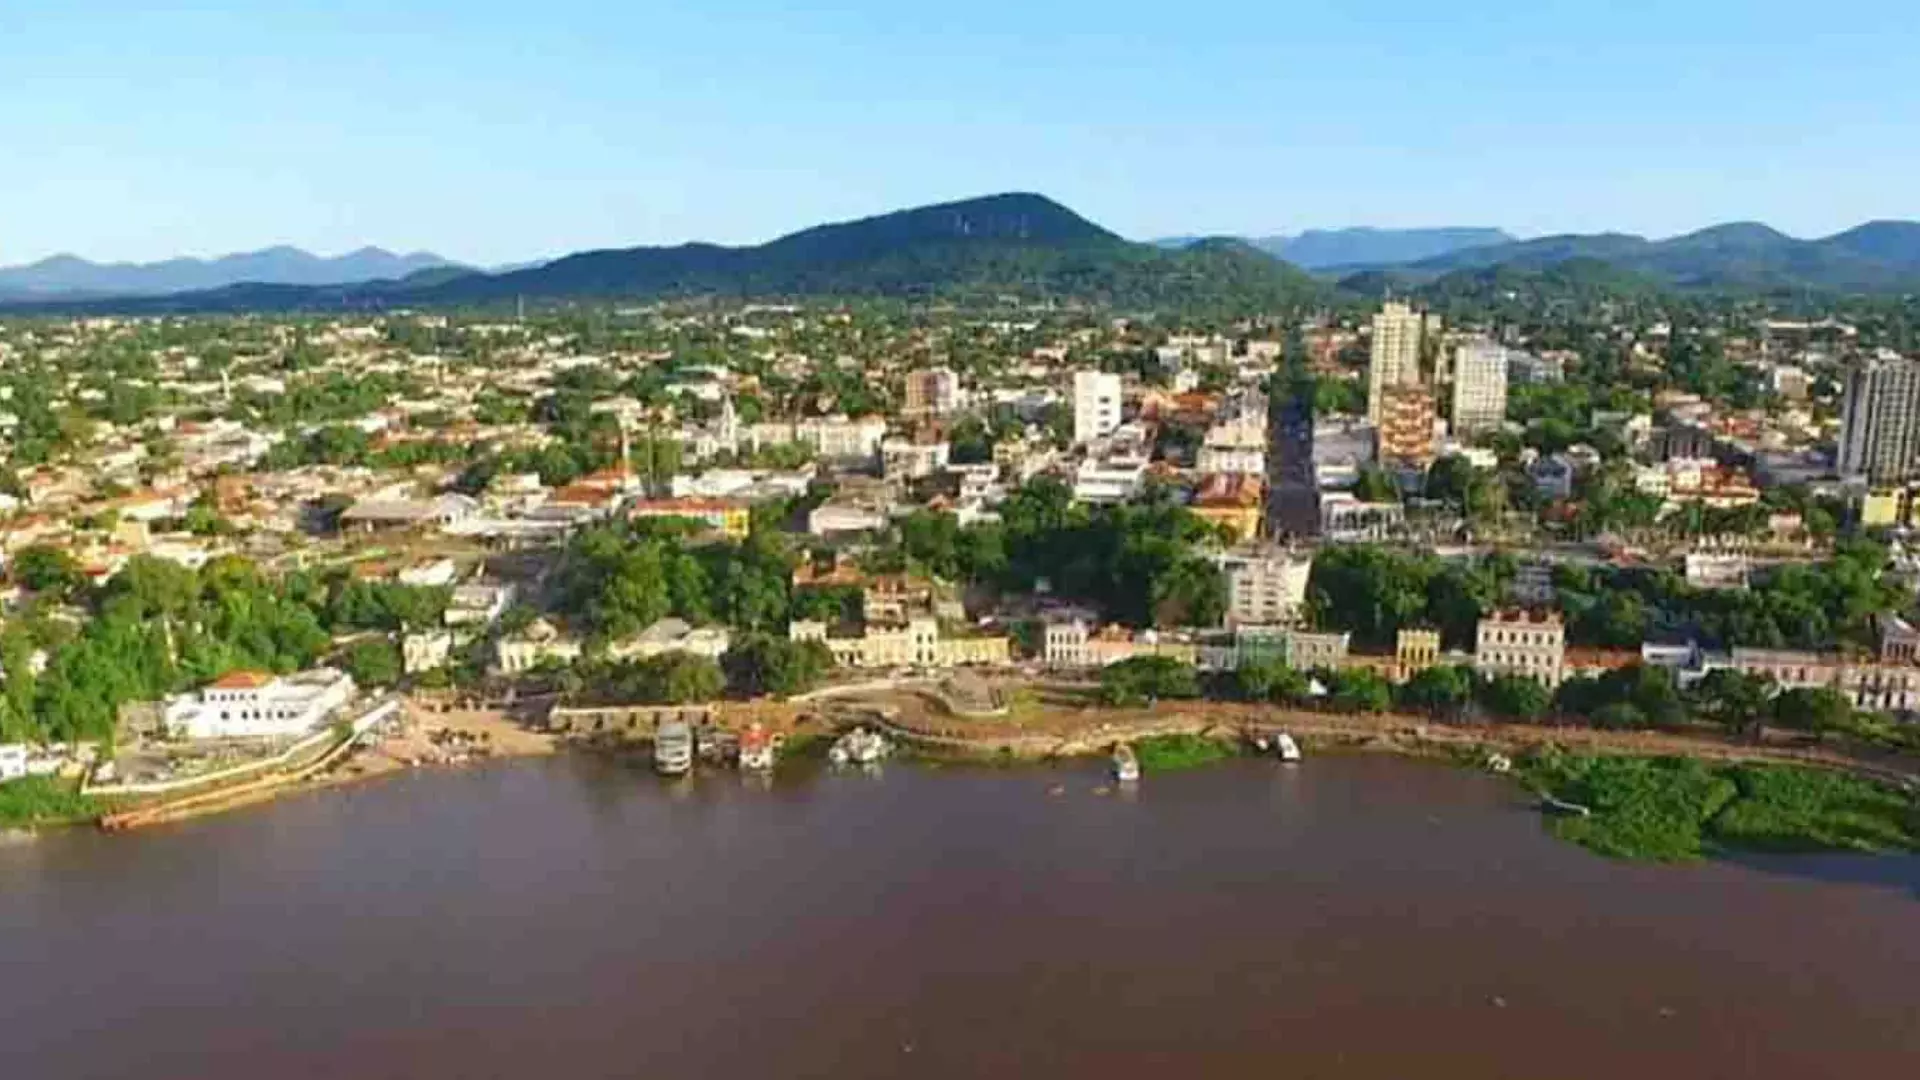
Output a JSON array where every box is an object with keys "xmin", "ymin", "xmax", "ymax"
[
  {"xmin": 1274, "ymin": 732, "xmax": 1303, "ymax": 764},
  {"xmin": 829, "ymin": 726, "xmax": 890, "ymax": 767},
  {"xmin": 1111, "ymin": 744, "xmax": 1140, "ymax": 783},
  {"xmin": 1485, "ymin": 752, "xmax": 1513, "ymax": 775},
  {"xmin": 654, "ymin": 721, "xmax": 694, "ymax": 776},
  {"xmin": 737, "ymin": 726, "xmax": 776, "ymax": 773}
]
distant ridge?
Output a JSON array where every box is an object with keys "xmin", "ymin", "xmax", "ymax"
[
  {"xmin": 1155, "ymin": 227, "xmax": 1515, "ymax": 269},
  {"xmin": 12, "ymin": 193, "xmax": 1328, "ymax": 314},
  {"xmin": 0, "ymin": 246, "xmax": 461, "ymax": 297},
  {"xmin": 1409, "ymin": 221, "xmax": 1920, "ymax": 291}
]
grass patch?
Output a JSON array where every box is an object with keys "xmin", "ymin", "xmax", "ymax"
[
  {"xmin": 0, "ymin": 776, "xmax": 103, "ymax": 828},
  {"xmin": 1518, "ymin": 751, "xmax": 1920, "ymax": 861},
  {"xmin": 1132, "ymin": 733, "xmax": 1236, "ymax": 772}
]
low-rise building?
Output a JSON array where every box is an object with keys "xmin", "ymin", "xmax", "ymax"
[
  {"xmin": 163, "ymin": 668, "xmax": 356, "ymax": 741},
  {"xmin": 1189, "ymin": 473, "xmax": 1264, "ymax": 544},
  {"xmin": 1475, "ymin": 610, "xmax": 1565, "ymax": 688},
  {"xmin": 1396, "ymin": 628, "xmax": 1441, "ymax": 680},
  {"xmin": 789, "ymin": 616, "xmax": 1009, "ymax": 669},
  {"xmin": 628, "ymin": 498, "xmax": 750, "ymax": 539}
]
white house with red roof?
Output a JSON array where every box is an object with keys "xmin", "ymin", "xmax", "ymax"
[{"xmin": 163, "ymin": 668, "xmax": 356, "ymax": 741}]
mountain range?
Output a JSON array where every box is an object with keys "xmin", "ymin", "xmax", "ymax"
[
  {"xmin": 16, "ymin": 193, "xmax": 1322, "ymax": 314},
  {"xmin": 1392, "ymin": 221, "xmax": 1920, "ymax": 292},
  {"xmin": 1156, "ymin": 227, "xmax": 1515, "ymax": 269},
  {"xmin": 0, "ymin": 247, "xmax": 459, "ymax": 298},
  {"xmin": 6, "ymin": 197, "xmax": 1920, "ymax": 314}
]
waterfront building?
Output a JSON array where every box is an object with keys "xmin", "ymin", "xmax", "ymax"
[
  {"xmin": 1474, "ymin": 610, "xmax": 1566, "ymax": 689},
  {"xmin": 789, "ymin": 616, "xmax": 1009, "ymax": 669},
  {"xmin": 1072, "ymin": 370, "xmax": 1123, "ymax": 446},
  {"xmin": 163, "ymin": 668, "xmax": 356, "ymax": 741},
  {"xmin": 1284, "ymin": 629, "xmax": 1350, "ymax": 672},
  {"xmin": 1837, "ymin": 354, "xmax": 1920, "ymax": 482},
  {"xmin": 1449, "ymin": 339, "xmax": 1509, "ymax": 435},
  {"xmin": 1395, "ymin": 628, "xmax": 1441, "ymax": 681}
]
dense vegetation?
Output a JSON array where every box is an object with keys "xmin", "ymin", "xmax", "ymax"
[
  {"xmin": 1519, "ymin": 752, "xmax": 1920, "ymax": 861},
  {"xmin": 0, "ymin": 553, "xmax": 450, "ymax": 745}
]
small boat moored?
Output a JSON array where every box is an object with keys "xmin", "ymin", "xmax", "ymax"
[
  {"xmin": 737, "ymin": 725, "xmax": 777, "ymax": 772},
  {"xmin": 828, "ymin": 726, "xmax": 891, "ymax": 767},
  {"xmin": 1274, "ymin": 732, "xmax": 1303, "ymax": 764},
  {"xmin": 654, "ymin": 720, "xmax": 694, "ymax": 776}
]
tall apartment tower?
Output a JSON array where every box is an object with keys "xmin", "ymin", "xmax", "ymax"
[
  {"xmin": 1366, "ymin": 301, "xmax": 1426, "ymax": 424},
  {"xmin": 1450, "ymin": 338, "xmax": 1510, "ymax": 435},
  {"xmin": 1838, "ymin": 355, "xmax": 1920, "ymax": 482},
  {"xmin": 1072, "ymin": 370, "xmax": 1123, "ymax": 446}
]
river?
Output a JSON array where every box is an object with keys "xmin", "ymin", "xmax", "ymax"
[{"xmin": 3, "ymin": 754, "xmax": 1917, "ymax": 1078}]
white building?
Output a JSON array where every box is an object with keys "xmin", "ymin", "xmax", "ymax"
[
  {"xmin": 880, "ymin": 438, "xmax": 951, "ymax": 480},
  {"xmin": 0, "ymin": 743, "xmax": 26, "ymax": 782},
  {"xmin": 1216, "ymin": 548, "xmax": 1313, "ymax": 627},
  {"xmin": 1475, "ymin": 611, "xmax": 1566, "ymax": 689},
  {"xmin": 1072, "ymin": 456, "xmax": 1148, "ymax": 504},
  {"xmin": 1450, "ymin": 339, "xmax": 1509, "ymax": 435},
  {"xmin": 1072, "ymin": 370, "xmax": 1123, "ymax": 446},
  {"xmin": 403, "ymin": 631, "xmax": 454, "ymax": 673},
  {"xmin": 164, "ymin": 669, "xmax": 357, "ymax": 741}
]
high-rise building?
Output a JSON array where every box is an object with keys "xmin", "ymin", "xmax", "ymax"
[
  {"xmin": 903, "ymin": 367, "xmax": 960, "ymax": 416},
  {"xmin": 1366, "ymin": 301, "xmax": 1426, "ymax": 424},
  {"xmin": 1450, "ymin": 339, "xmax": 1510, "ymax": 435},
  {"xmin": 1838, "ymin": 355, "xmax": 1920, "ymax": 482},
  {"xmin": 1376, "ymin": 384, "xmax": 1438, "ymax": 468},
  {"xmin": 1072, "ymin": 370, "xmax": 1122, "ymax": 446},
  {"xmin": 1215, "ymin": 547, "xmax": 1312, "ymax": 626}
]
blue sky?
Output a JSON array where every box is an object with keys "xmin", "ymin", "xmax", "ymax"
[{"xmin": 3, "ymin": 0, "xmax": 1916, "ymax": 264}]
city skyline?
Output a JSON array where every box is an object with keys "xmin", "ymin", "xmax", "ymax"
[{"xmin": 4, "ymin": 0, "xmax": 1917, "ymax": 265}]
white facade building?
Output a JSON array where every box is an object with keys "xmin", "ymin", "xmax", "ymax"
[
  {"xmin": 164, "ymin": 669, "xmax": 357, "ymax": 741},
  {"xmin": 1216, "ymin": 548, "xmax": 1313, "ymax": 627},
  {"xmin": 1072, "ymin": 370, "xmax": 1123, "ymax": 446},
  {"xmin": 1474, "ymin": 611, "xmax": 1566, "ymax": 688},
  {"xmin": 1450, "ymin": 339, "xmax": 1509, "ymax": 435}
]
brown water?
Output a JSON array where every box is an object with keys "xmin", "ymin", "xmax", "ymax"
[{"xmin": 3, "ymin": 755, "xmax": 1917, "ymax": 1079}]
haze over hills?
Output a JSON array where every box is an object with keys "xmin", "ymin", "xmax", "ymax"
[
  {"xmin": 15, "ymin": 193, "xmax": 1325, "ymax": 314},
  {"xmin": 1156, "ymin": 227, "xmax": 1515, "ymax": 270},
  {"xmin": 0, "ymin": 247, "xmax": 461, "ymax": 298}
]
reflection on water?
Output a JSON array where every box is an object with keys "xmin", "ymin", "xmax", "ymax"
[{"xmin": 1, "ymin": 754, "xmax": 1916, "ymax": 1080}]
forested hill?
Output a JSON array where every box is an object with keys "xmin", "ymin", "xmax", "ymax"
[
  {"xmin": 12, "ymin": 193, "xmax": 1328, "ymax": 314},
  {"xmin": 1404, "ymin": 220, "xmax": 1920, "ymax": 293}
]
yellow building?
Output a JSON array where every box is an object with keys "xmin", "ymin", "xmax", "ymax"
[
  {"xmin": 1190, "ymin": 473, "xmax": 1264, "ymax": 544},
  {"xmin": 1862, "ymin": 488, "xmax": 1903, "ymax": 528},
  {"xmin": 1395, "ymin": 627, "xmax": 1441, "ymax": 680}
]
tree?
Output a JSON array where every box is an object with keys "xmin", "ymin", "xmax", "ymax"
[
  {"xmin": 1323, "ymin": 668, "xmax": 1392, "ymax": 713},
  {"xmin": 1098, "ymin": 655, "xmax": 1200, "ymax": 707},
  {"xmin": 1690, "ymin": 669, "xmax": 1775, "ymax": 739},
  {"xmin": 11, "ymin": 545, "xmax": 83, "ymax": 597},
  {"xmin": 1477, "ymin": 675, "xmax": 1551, "ymax": 721},
  {"xmin": 1771, "ymin": 686, "xmax": 1852, "ymax": 743},
  {"xmin": 725, "ymin": 635, "xmax": 831, "ymax": 698},
  {"xmin": 1352, "ymin": 466, "xmax": 1400, "ymax": 503},
  {"xmin": 1398, "ymin": 665, "xmax": 1474, "ymax": 718},
  {"xmin": 342, "ymin": 638, "xmax": 403, "ymax": 689}
]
